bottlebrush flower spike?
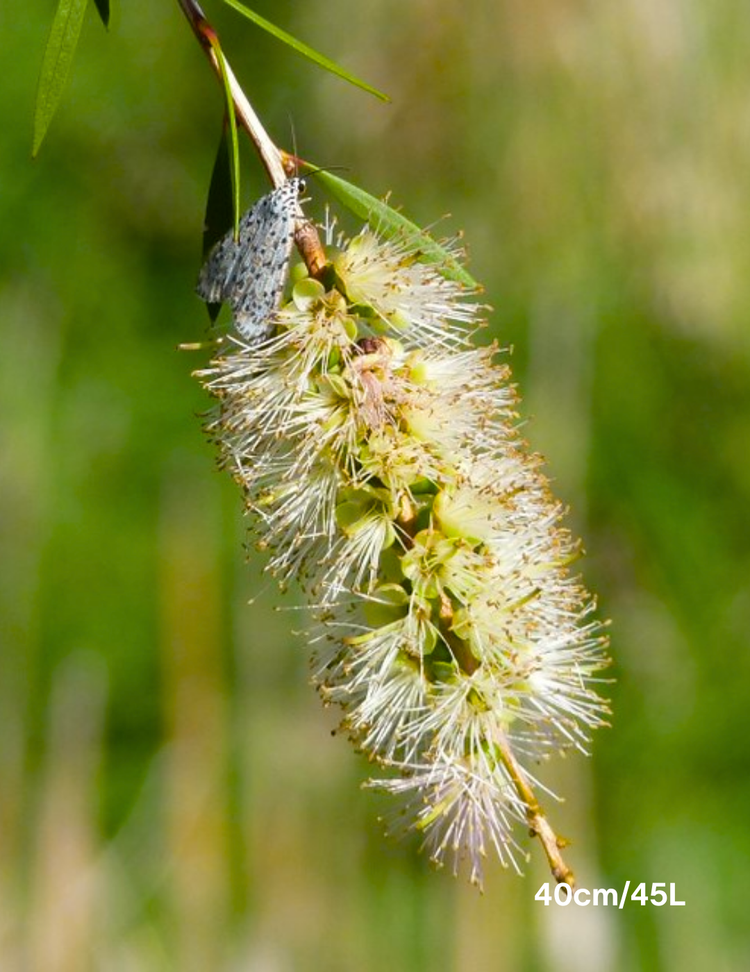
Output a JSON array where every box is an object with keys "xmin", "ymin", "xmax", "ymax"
[{"xmin": 196, "ymin": 211, "xmax": 609, "ymax": 889}]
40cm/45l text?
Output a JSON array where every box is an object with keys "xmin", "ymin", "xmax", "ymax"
[{"xmin": 536, "ymin": 882, "xmax": 685, "ymax": 908}]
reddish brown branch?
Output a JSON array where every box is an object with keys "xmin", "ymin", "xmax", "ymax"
[{"xmin": 175, "ymin": 0, "xmax": 327, "ymax": 277}]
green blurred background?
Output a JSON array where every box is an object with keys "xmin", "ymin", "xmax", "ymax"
[{"xmin": 2, "ymin": 1, "xmax": 750, "ymax": 969}]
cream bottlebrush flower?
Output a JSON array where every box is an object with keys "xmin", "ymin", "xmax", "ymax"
[{"xmin": 197, "ymin": 223, "xmax": 609, "ymax": 888}]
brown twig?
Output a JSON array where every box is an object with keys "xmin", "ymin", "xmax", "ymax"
[
  {"xmin": 495, "ymin": 727, "xmax": 575, "ymax": 887},
  {"xmin": 175, "ymin": 0, "xmax": 327, "ymax": 276}
]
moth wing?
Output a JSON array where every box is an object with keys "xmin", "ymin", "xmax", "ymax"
[
  {"xmin": 196, "ymin": 235, "xmax": 238, "ymax": 303},
  {"xmin": 195, "ymin": 200, "xmax": 265, "ymax": 303},
  {"xmin": 195, "ymin": 181, "xmax": 302, "ymax": 343},
  {"xmin": 226, "ymin": 199, "xmax": 296, "ymax": 341}
]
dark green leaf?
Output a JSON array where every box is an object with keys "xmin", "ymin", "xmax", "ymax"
[
  {"xmin": 210, "ymin": 40, "xmax": 241, "ymax": 237},
  {"xmin": 203, "ymin": 128, "xmax": 235, "ymax": 255},
  {"xmin": 312, "ymin": 170, "xmax": 480, "ymax": 289},
  {"xmin": 221, "ymin": 0, "xmax": 389, "ymax": 103},
  {"xmin": 201, "ymin": 127, "xmax": 235, "ymax": 323},
  {"xmin": 92, "ymin": 0, "xmax": 110, "ymax": 29},
  {"xmin": 33, "ymin": 0, "xmax": 89, "ymax": 156}
]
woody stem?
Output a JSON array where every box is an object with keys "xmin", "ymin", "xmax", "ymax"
[
  {"xmin": 175, "ymin": 0, "xmax": 328, "ymax": 276},
  {"xmin": 494, "ymin": 727, "xmax": 575, "ymax": 887}
]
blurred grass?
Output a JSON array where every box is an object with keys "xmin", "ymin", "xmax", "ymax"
[{"xmin": 1, "ymin": 1, "xmax": 750, "ymax": 969}]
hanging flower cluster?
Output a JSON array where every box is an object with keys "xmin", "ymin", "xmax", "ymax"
[{"xmin": 196, "ymin": 215, "xmax": 609, "ymax": 887}]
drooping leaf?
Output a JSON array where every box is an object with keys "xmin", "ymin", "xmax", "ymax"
[
  {"xmin": 92, "ymin": 0, "xmax": 110, "ymax": 29},
  {"xmin": 312, "ymin": 170, "xmax": 480, "ymax": 289},
  {"xmin": 221, "ymin": 0, "xmax": 389, "ymax": 103},
  {"xmin": 201, "ymin": 127, "xmax": 235, "ymax": 323},
  {"xmin": 203, "ymin": 129, "xmax": 236, "ymax": 255},
  {"xmin": 33, "ymin": 0, "xmax": 89, "ymax": 157},
  {"xmin": 208, "ymin": 38, "xmax": 241, "ymax": 237}
]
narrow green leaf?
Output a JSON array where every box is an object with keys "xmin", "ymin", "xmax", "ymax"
[
  {"xmin": 312, "ymin": 170, "xmax": 480, "ymax": 289},
  {"xmin": 33, "ymin": 0, "xmax": 89, "ymax": 157},
  {"xmin": 203, "ymin": 127, "xmax": 235, "ymax": 258},
  {"xmin": 221, "ymin": 0, "xmax": 389, "ymax": 103},
  {"xmin": 92, "ymin": 0, "xmax": 110, "ymax": 29},
  {"xmin": 201, "ymin": 128, "xmax": 235, "ymax": 323},
  {"xmin": 210, "ymin": 40, "xmax": 241, "ymax": 237}
]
